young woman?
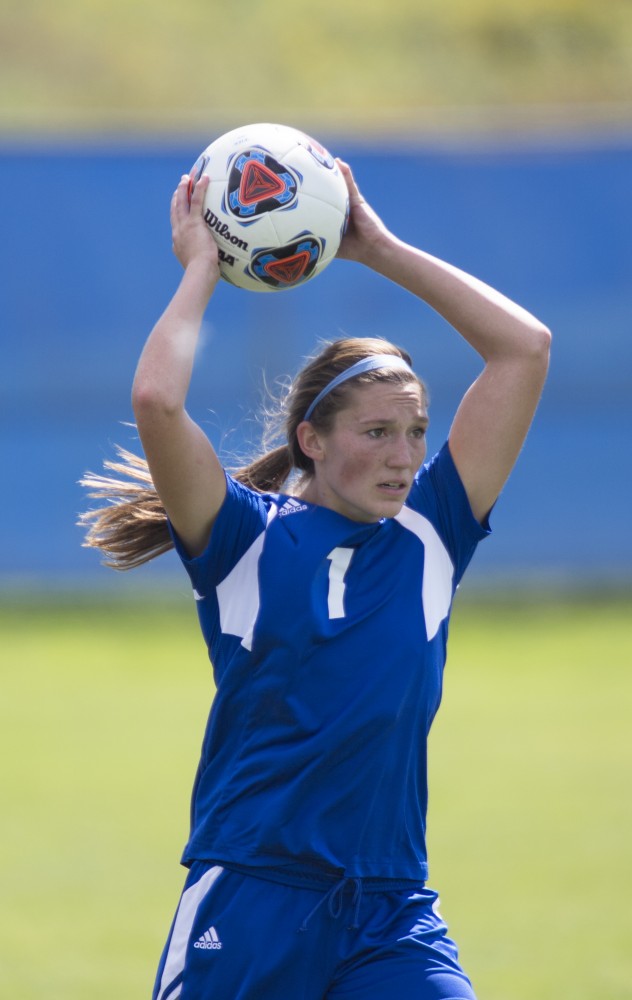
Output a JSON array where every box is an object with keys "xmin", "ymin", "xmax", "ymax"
[{"xmin": 81, "ymin": 160, "xmax": 550, "ymax": 999}]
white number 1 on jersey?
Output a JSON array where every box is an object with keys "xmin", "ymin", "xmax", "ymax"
[{"xmin": 326, "ymin": 547, "xmax": 354, "ymax": 619}]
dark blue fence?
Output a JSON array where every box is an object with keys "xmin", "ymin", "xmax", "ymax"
[{"xmin": 2, "ymin": 133, "xmax": 631, "ymax": 588}]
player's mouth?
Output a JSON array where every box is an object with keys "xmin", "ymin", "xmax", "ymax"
[{"xmin": 377, "ymin": 481, "xmax": 408, "ymax": 495}]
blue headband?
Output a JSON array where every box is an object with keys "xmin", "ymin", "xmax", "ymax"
[{"xmin": 303, "ymin": 354, "xmax": 413, "ymax": 422}]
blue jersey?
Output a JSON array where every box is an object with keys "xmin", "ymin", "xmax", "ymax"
[{"xmin": 169, "ymin": 442, "xmax": 489, "ymax": 882}]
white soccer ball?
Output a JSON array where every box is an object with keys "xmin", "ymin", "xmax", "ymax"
[{"xmin": 187, "ymin": 123, "xmax": 349, "ymax": 292}]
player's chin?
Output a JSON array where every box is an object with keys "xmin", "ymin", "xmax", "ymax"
[
  {"xmin": 382, "ymin": 505, "xmax": 406, "ymax": 520},
  {"xmin": 374, "ymin": 492, "xmax": 408, "ymax": 519}
]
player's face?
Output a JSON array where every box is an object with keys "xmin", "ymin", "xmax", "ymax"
[{"xmin": 302, "ymin": 381, "xmax": 429, "ymax": 522}]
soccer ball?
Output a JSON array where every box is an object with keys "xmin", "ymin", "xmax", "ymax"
[{"xmin": 187, "ymin": 123, "xmax": 349, "ymax": 292}]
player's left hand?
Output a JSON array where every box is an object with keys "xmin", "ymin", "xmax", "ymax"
[{"xmin": 335, "ymin": 159, "xmax": 393, "ymax": 264}]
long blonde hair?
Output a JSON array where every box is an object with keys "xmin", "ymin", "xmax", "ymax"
[{"xmin": 79, "ymin": 337, "xmax": 425, "ymax": 570}]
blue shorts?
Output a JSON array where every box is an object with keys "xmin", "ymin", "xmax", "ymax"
[{"xmin": 153, "ymin": 861, "xmax": 476, "ymax": 1000}]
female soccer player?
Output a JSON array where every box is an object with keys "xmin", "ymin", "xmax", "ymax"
[{"xmin": 81, "ymin": 160, "xmax": 550, "ymax": 999}]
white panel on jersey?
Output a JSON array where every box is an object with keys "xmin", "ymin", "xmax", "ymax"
[
  {"xmin": 395, "ymin": 507, "xmax": 454, "ymax": 640},
  {"xmin": 216, "ymin": 505, "xmax": 277, "ymax": 651}
]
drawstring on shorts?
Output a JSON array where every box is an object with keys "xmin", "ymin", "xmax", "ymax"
[{"xmin": 298, "ymin": 877, "xmax": 363, "ymax": 933}]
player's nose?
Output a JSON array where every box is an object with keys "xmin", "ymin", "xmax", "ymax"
[{"xmin": 385, "ymin": 434, "xmax": 412, "ymax": 468}]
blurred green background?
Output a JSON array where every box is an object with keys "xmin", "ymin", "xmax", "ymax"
[
  {"xmin": 2, "ymin": 596, "xmax": 631, "ymax": 999},
  {"xmin": 2, "ymin": 0, "xmax": 632, "ymax": 136},
  {"xmin": 1, "ymin": 2, "xmax": 631, "ymax": 998}
]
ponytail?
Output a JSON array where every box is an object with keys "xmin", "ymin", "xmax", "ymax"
[
  {"xmin": 78, "ymin": 447, "xmax": 173, "ymax": 570},
  {"xmin": 78, "ymin": 444, "xmax": 294, "ymax": 571},
  {"xmin": 232, "ymin": 445, "xmax": 293, "ymax": 493}
]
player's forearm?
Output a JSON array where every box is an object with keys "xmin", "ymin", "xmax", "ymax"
[
  {"xmin": 365, "ymin": 235, "xmax": 551, "ymax": 364},
  {"xmin": 132, "ymin": 260, "xmax": 219, "ymax": 417}
]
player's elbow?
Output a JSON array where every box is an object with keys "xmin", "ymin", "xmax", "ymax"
[
  {"xmin": 535, "ymin": 321, "xmax": 552, "ymax": 355},
  {"xmin": 132, "ymin": 377, "xmax": 183, "ymax": 424},
  {"xmin": 522, "ymin": 320, "xmax": 552, "ymax": 372},
  {"xmin": 536, "ymin": 322, "xmax": 552, "ymax": 375}
]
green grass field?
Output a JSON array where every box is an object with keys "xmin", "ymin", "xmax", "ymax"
[{"xmin": 1, "ymin": 592, "xmax": 630, "ymax": 999}]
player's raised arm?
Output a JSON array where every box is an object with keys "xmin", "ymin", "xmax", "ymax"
[
  {"xmin": 131, "ymin": 174, "xmax": 226, "ymax": 558},
  {"xmin": 336, "ymin": 160, "xmax": 551, "ymax": 524}
]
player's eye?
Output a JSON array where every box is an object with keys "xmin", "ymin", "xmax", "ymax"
[
  {"xmin": 366, "ymin": 427, "xmax": 386, "ymax": 439},
  {"xmin": 411, "ymin": 426, "xmax": 427, "ymax": 439}
]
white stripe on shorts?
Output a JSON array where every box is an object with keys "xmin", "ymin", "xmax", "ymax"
[{"xmin": 157, "ymin": 865, "xmax": 224, "ymax": 1000}]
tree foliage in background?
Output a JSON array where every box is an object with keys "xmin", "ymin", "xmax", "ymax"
[{"xmin": 1, "ymin": 0, "xmax": 631, "ymax": 133}]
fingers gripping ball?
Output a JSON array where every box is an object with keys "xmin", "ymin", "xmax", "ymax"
[{"xmin": 187, "ymin": 123, "xmax": 349, "ymax": 292}]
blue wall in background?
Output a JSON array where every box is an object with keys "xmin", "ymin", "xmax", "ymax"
[{"xmin": 1, "ymin": 134, "xmax": 631, "ymax": 589}]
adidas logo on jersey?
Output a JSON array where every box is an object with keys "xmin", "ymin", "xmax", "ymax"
[
  {"xmin": 279, "ymin": 497, "xmax": 308, "ymax": 517},
  {"xmin": 193, "ymin": 926, "xmax": 223, "ymax": 950}
]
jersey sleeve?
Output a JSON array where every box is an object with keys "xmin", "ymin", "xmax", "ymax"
[
  {"xmin": 407, "ymin": 441, "xmax": 491, "ymax": 585},
  {"xmin": 167, "ymin": 472, "xmax": 271, "ymax": 597}
]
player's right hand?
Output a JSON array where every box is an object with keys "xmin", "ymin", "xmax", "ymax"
[{"xmin": 171, "ymin": 174, "xmax": 220, "ymax": 278}]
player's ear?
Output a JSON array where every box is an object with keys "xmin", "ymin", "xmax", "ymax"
[{"xmin": 296, "ymin": 421, "xmax": 326, "ymax": 463}]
